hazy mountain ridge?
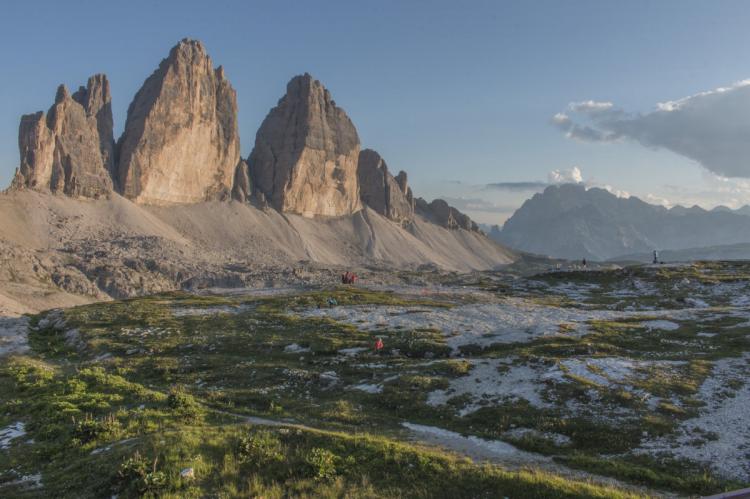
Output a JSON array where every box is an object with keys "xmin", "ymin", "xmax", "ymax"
[{"xmin": 493, "ymin": 183, "xmax": 750, "ymax": 260}]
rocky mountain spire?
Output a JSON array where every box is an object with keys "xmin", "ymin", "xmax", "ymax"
[
  {"xmin": 72, "ymin": 74, "xmax": 115, "ymax": 178},
  {"xmin": 357, "ymin": 149, "xmax": 413, "ymax": 225},
  {"xmin": 249, "ymin": 73, "xmax": 361, "ymax": 217},
  {"xmin": 116, "ymin": 38, "xmax": 240, "ymax": 204},
  {"xmin": 12, "ymin": 75, "xmax": 114, "ymax": 198},
  {"xmin": 231, "ymin": 159, "xmax": 251, "ymax": 203}
]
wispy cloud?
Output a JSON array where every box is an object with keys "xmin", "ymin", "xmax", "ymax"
[
  {"xmin": 485, "ymin": 167, "xmax": 583, "ymax": 192},
  {"xmin": 553, "ymin": 80, "xmax": 750, "ymax": 177},
  {"xmin": 440, "ymin": 197, "xmax": 518, "ymax": 214},
  {"xmin": 484, "ymin": 181, "xmax": 548, "ymax": 192}
]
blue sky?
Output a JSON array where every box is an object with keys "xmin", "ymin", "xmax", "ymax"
[{"xmin": 3, "ymin": 0, "xmax": 750, "ymax": 223}]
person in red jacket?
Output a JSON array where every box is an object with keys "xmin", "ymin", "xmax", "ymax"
[{"xmin": 374, "ymin": 337, "xmax": 384, "ymax": 352}]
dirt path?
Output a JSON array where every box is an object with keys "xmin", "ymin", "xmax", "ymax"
[{"xmin": 213, "ymin": 408, "xmax": 664, "ymax": 497}]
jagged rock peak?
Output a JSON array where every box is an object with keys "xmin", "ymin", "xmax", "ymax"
[
  {"xmin": 11, "ymin": 75, "xmax": 114, "ymax": 198},
  {"xmin": 249, "ymin": 73, "xmax": 361, "ymax": 217},
  {"xmin": 357, "ymin": 149, "xmax": 413, "ymax": 225},
  {"xmin": 55, "ymin": 84, "xmax": 69, "ymax": 103},
  {"xmin": 116, "ymin": 38, "xmax": 240, "ymax": 204},
  {"xmin": 72, "ymin": 74, "xmax": 115, "ymax": 177},
  {"xmin": 416, "ymin": 197, "xmax": 479, "ymax": 232}
]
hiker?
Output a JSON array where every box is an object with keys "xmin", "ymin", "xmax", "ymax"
[
  {"xmin": 582, "ymin": 258, "xmax": 587, "ymax": 268},
  {"xmin": 341, "ymin": 271, "xmax": 358, "ymax": 285},
  {"xmin": 652, "ymin": 250, "xmax": 659, "ymax": 264},
  {"xmin": 327, "ymin": 297, "xmax": 337, "ymax": 307},
  {"xmin": 374, "ymin": 337, "xmax": 384, "ymax": 352}
]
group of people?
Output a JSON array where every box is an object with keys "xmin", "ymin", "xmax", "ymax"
[{"xmin": 341, "ymin": 271, "xmax": 358, "ymax": 284}]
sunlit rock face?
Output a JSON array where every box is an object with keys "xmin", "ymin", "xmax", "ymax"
[
  {"xmin": 249, "ymin": 73, "xmax": 361, "ymax": 217},
  {"xmin": 117, "ymin": 39, "xmax": 240, "ymax": 204},
  {"xmin": 13, "ymin": 75, "xmax": 114, "ymax": 198}
]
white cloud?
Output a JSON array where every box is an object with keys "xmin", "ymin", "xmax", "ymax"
[
  {"xmin": 569, "ymin": 100, "xmax": 614, "ymax": 113},
  {"xmin": 644, "ymin": 193, "xmax": 672, "ymax": 207},
  {"xmin": 602, "ymin": 185, "xmax": 630, "ymax": 199},
  {"xmin": 440, "ymin": 196, "xmax": 517, "ymax": 214},
  {"xmin": 548, "ymin": 166, "xmax": 583, "ymax": 184},
  {"xmin": 553, "ymin": 79, "xmax": 750, "ymax": 177}
]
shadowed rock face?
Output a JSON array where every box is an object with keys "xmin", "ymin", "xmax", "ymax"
[
  {"xmin": 231, "ymin": 159, "xmax": 251, "ymax": 203},
  {"xmin": 117, "ymin": 38, "xmax": 240, "ymax": 205},
  {"xmin": 357, "ymin": 149, "xmax": 413, "ymax": 224},
  {"xmin": 249, "ymin": 73, "xmax": 361, "ymax": 217},
  {"xmin": 72, "ymin": 74, "xmax": 115, "ymax": 178},
  {"xmin": 12, "ymin": 77, "xmax": 114, "ymax": 198},
  {"xmin": 416, "ymin": 198, "xmax": 479, "ymax": 232}
]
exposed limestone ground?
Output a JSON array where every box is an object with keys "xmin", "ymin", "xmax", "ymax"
[{"xmin": 0, "ymin": 262, "xmax": 746, "ymax": 497}]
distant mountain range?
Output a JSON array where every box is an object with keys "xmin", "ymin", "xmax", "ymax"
[{"xmin": 488, "ymin": 183, "xmax": 750, "ymax": 261}]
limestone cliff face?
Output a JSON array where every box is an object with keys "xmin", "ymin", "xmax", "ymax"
[
  {"xmin": 357, "ymin": 149, "xmax": 413, "ymax": 224},
  {"xmin": 117, "ymin": 39, "xmax": 240, "ymax": 204},
  {"xmin": 12, "ymin": 77, "xmax": 114, "ymax": 198},
  {"xmin": 72, "ymin": 74, "xmax": 115, "ymax": 178},
  {"xmin": 249, "ymin": 74, "xmax": 361, "ymax": 217}
]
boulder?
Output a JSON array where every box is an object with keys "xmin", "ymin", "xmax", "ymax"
[
  {"xmin": 357, "ymin": 149, "xmax": 413, "ymax": 224},
  {"xmin": 12, "ymin": 76, "xmax": 114, "ymax": 198},
  {"xmin": 249, "ymin": 73, "xmax": 361, "ymax": 217},
  {"xmin": 117, "ymin": 39, "xmax": 240, "ymax": 204}
]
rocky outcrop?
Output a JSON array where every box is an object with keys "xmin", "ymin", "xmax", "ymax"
[
  {"xmin": 357, "ymin": 149, "xmax": 413, "ymax": 224},
  {"xmin": 117, "ymin": 39, "xmax": 240, "ymax": 204},
  {"xmin": 249, "ymin": 73, "xmax": 361, "ymax": 217},
  {"xmin": 415, "ymin": 198, "xmax": 479, "ymax": 231},
  {"xmin": 12, "ymin": 76, "xmax": 114, "ymax": 198},
  {"xmin": 231, "ymin": 160, "xmax": 250, "ymax": 202}
]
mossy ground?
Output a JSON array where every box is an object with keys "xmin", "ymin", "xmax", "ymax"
[{"xmin": 1, "ymin": 264, "xmax": 749, "ymax": 497}]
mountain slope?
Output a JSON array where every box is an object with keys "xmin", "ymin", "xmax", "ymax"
[
  {"xmin": 495, "ymin": 184, "xmax": 750, "ymax": 261},
  {"xmin": 0, "ymin": 190, "xmax": 515, "ymax": 315}
]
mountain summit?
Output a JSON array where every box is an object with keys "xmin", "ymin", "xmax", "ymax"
[
  {"xmin": 249, "ymin": 73, "xmax": 361, "ymax": 217},
  {"xmin": 117, "ymin": 39, "xmax": 241, "ymax": 204}
]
